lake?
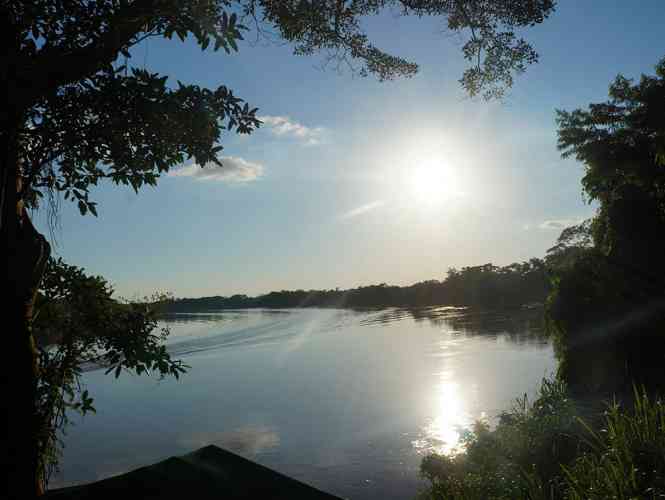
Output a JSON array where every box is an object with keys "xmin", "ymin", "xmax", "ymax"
[{"xmin": 52, "ymin": 307, "xmax": 555, "ymax": 499}]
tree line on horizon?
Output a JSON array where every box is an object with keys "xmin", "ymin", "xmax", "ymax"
[{"xmin": 161, "ymin": 258, "xmax": 551, "ymax": 312}]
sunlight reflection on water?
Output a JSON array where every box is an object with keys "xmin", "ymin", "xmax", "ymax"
[{"xmin": 412, "ymin": 371, "xmax": 475, "ymax": 455}]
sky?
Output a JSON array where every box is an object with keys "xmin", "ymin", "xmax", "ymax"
[{"xmin": 35, "ymin": 1, "xmax": 665, "ymax": 299}]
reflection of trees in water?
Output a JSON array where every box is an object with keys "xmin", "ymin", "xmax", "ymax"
[
  {"xmin": 354, "ymin": 306, "xmax": 547, "ymax": 346},
  {"xmin": 160, "ymin": 309, "xmax": 290, "ymax": 325},
  {"xmin": 356, "ymin": 308, "xmax": 414, "ymax": 326},
  {"xmin": 160, "ymin": 313, "xmax": 232, "ymax": 326},
  {"xmin": 407, "ymin": 307, "xmax": 547, "ymax": 346}
]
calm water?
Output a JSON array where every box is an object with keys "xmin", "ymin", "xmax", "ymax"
[{"xmin": 52, "ymin": 307, "xmax": 555, "ymax": 499}]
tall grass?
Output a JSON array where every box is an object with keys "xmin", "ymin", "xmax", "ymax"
[
  {"xmin": 419, "ymin": 382, "xmax": 665, "ymax": 500},
  {"xmin": 562, "ymin": 386, "xmax": 665, "ymax": 499}
]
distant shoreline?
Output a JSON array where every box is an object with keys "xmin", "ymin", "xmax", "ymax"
[
  {"xmin": 158, "ymin": 262, "xmax": 550, "ymax": 314},
  {"xmin": 159, "ymin": 302, "xmax": 544, "ymax": 314}
]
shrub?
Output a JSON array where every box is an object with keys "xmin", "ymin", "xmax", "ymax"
[
  {"xmin": 420, "ymin": 382, "xmax": 665, "ymax": 500},
  {"xmin": 562, "ymin": 387, "xmax": 665, "ymax": 499},
  {"xmin": 419, "ymin": 378, "xmax": 582, "ymax": 500}
]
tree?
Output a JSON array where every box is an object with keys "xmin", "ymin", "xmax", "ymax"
[
  {"xmin": 544, "ymin": 219, "xmax": 593, "ymax": 271},
  {"xmin": 547, "ymin": 57, "xmax": 665, "ymax": 395},
  {"xmin": 1, "ymin": 1, "xmax": 555, "ymax": 497}
]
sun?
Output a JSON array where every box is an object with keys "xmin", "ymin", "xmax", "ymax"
[
  {"xmin": 374, "ymin": 131, "xmax": 470, "ymax": 210},
  {"xmin": 409, "ymin": 159, "xmax": 459, "ymax": 206}
]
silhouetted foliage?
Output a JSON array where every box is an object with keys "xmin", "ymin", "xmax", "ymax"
[
  {"xmin": 547, "ymin": 57, "xmax": 665, "ymax": 395},
  {"xmin": 544, "ymin": 219, "xmax": 593, "ymax": 271},
  {"xmin": 33, "ymin": 258, "xmax": 187, "ymax": 486},
  {"xmin": 162, "ymin": 259, "xmax": 550, "ymax": 312},
  {"xmin": 251, "ymin": 1, "xmax": 554, "ymax": 96},
  {"xmin": 403, "ymin": 0, "xmax": 556, "ymax": 99}
]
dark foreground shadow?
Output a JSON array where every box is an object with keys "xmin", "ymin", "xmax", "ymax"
[{"xmin": 44, "ymin": 445, "xmax": 341, "ymax": 500}]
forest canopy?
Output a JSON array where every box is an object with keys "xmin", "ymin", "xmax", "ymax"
[{"xmin": 161, "ymin": 259, "xmax": 550, "ymax": 312}]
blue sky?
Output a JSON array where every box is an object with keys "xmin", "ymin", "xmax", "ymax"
[{"xmin": 36, "ymin": 1, "xmax": 665, "ymax": 298}]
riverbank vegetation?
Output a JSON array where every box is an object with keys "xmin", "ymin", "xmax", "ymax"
[
  {"xmin": 420, "ymin": 57, "xmax": 665, "ymax": 499},
  {"xmin": 419, "ymin": 381, "xmax": 665, "ymax": 500},
  {"xmin": 162, "ymin": 259, "xmax": 550, "ymax": 312},
  {"xmin": 33, "ymin": 258, "xmax": 187, "ymax": 485},
  {"xmin": 547, "ymin": 58, "xmax": 665, "ymax": 396}
]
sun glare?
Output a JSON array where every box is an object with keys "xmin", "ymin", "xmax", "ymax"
[
  {"xmin": 409, "ymin": 159, "xmax": 460, "ymax": 206},
  {"xmin": 373, "ymin": 131, "xmax": 472, "ymax": 212}
]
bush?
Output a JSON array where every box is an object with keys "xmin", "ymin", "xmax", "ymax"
[
  {"xmin": 562, "ymin": 387, "xmax": 665, "ymax": 499},
  {"xmin": 419, "ymin": 378, "xmax": 582, "ymax": 500},
  {"xmin": 419, "ymin": 382, "xmax": 665, "ymax": 500}
]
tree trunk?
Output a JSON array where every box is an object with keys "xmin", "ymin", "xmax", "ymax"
[{"xmin": 2, "ymin": 112, "xmax": 51, "ymax": 498}]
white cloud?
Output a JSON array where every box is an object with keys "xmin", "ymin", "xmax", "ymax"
[
  {"xmin": 536, "ymin": 218, "xmax": 585, "ymax": 230},
  {"xmin": 339, "ymin": 200, "xmax": 385, "ymax": 220},
  {"xmin": 258, "ymin": 115, "xmax": 326, "ymax": 146},
  {"xmin": 168, "ymin": 156, "xmax": 263, "ymax": 183}
]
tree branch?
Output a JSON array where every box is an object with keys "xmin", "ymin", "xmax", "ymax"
[{"xmin": 19, "ymin": 0, "xmax": 166, "ymax": 106}]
